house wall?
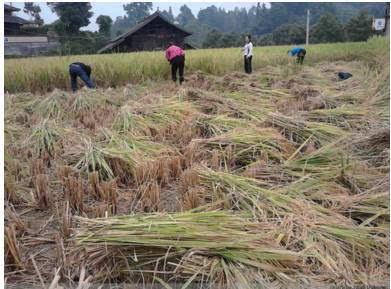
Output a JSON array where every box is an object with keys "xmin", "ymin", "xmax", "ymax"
[
  {"xmin": 5, "ymin": 38, "xmax": 60, "ymax": 56},
  {"xmin": 5, "ymin": 23, "xmax": 21, "ymax": 35}
]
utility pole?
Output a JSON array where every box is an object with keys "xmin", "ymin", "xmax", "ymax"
[
  {"xmin": 385, "ymin": 2, "xmax": 390, "ymax": 36},
  {"xmin": 306, "ymin": 9, "xmax": 310, "ymax": 45}
]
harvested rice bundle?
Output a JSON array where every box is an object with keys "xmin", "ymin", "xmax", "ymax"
[
  {"xmin": 190, "ymin": 127, "xmax": 294, "ymax": 167},
  {"xmin": 25, "ymin": 119, "xmax": 62, "ymax": 157},
  {"xmin": 64, "ymin": 138, "xmax": 115, "ymax": 180},
  {"xmin": 196, "ymin": 114, "xmax": 251, "ymax": 137},
  {"xmin": 283, "ymin": 140, "xmax": 348, "ymax": 178},
  {"xmin": 64, "ymin": 133, "xmax": 179, "ymax": 183},
  {"xmin": 348, "ymin": 128, "xmax": 390, "ymax": 166},
  {"xmin": 304, "ymin": 106, "xmax": 371, "ymax": 129},
  {"xmin": 120, "ymin": 100, "xmax": 198, "ymax": 138},
  {"xmin": 112, "ymin": 105, "xmax": 150, "ymax": 135},
  {"xmin": 74, "ymin": 211, "xmax": 304, "ymax": 284},
  {"xmin": 267, "ymin": 112, "xmax": 347, "ymax": 145},
  {"xmin": 196, "ymin": 167, "xmax": 328, "ymax": 217},
  {"xmin": 70, "ymin": 93, "xmax": 98, "ymax": 112},
  {"xmin": 107, "ymin": 133, "xmax": 175, "ymax": 157},
  {"xmin": 37, "ymin": 90, "xmax": 68, "ymax": 118},
  {"xmin": 185, "ymin": 89, "xmax": 248, "ymax": 118},
  {"xmin": 143, "ymin": 101, "xmax": 196, "ymax": 126},
  {"xmin": 74, "ymin": 209, "xmax": 388, "ymax": 286},
  {"xmin": 241, "ymin": 161, "xmax": 303, "ymax": 188}
]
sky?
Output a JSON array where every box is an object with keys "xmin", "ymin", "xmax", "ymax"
[{"xmin": 8, "ymin": 2, "xmax": 263, "ymax": 31}]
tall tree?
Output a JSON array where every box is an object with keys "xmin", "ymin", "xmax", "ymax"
[
  {"xmin": 123, "ymin": 2, "xmax": 153, "ymax": 26},
  {"xmin": 47, "ymin": 2, "xmax": 93, "ymax": 34},
  {"xmin": 96, "ymin": 15, "xmax": 113, "ymax": 36},
  {"xmin": 198, "ymin": 6, "xmax": 219, "ymax": 30},
  {"xmin": 161, "ymin": 6, "xmax": 174, "ymax": 22},
  {"xmin": 271, "ymin": 24, "xmax": 306, "ymax": 45},
  {"xmin": 345, "ymin": 10, "xmax": 373, "ymax": 42},
  {"xmin": 203, "ymin": 29, "xmax": 223, "ymax": 48},
  {"xmin": 311, "ymin": 13, "xmax": 345, "ymax": 43},
  {"xmin": 24, "ymin": 2, "xmax": 43, "ymax": 25},
  {"xmin": 177, "ymin": 5, "xmax": 196, "ymax": 26}
]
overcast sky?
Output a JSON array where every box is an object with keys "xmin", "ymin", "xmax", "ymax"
[{"xmin": 8, "ymin": 2, "xmax": 264, "ymax": 31}]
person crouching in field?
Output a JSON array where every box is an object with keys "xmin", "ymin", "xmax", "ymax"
[
  {"xmin": 288, "ymin": 47, "xmax": 307, "ymax": 65},
  {"xmin": 243, "ymin": 35, "xmax": 253, "ymax": 74},
  {"xmin": 165, "ymin": 42, "xmax": 185, "ymax": 85},
  {"xmin": 69, "ymin": 62, "xmax": 95, "ymax": 92}
]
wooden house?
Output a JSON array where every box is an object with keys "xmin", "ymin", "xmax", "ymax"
[
  {"xmin": 4, "ymin": 3, "xmax": 32, "ymax": 35},
  {"xmin": 98, "ymin": 11, "xmax": 193, "ymax": 53},
  {"xmin": 4, "ymin": 4, "xmax": 59, "ymax": 56}
]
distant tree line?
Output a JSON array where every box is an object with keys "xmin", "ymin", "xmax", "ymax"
[
  {"xmin": 110, "ymin": 2, "xmax": 384, "ymax": 48},
  {"xmin": 20, "ymin": 2, "xmax": 385, "ymax": 55}
]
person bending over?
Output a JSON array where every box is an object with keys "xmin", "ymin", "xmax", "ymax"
[
  {"xmin": 288, "ymin": 47, "xmax": 306, "ymax": 65},
  {"xmin": 165, "ymin": 42, "xmax": 185, "ymax": 84},
  {"xmin": 69, "ymin": 62, "xmax": 95, "ymax": 92}
]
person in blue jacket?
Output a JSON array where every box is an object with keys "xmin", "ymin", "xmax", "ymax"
[
  {"xmin": 69, "ymin": 62, "xmax": 95, "ymax": 92},
  {"xmin": 288, "ymin": 47, "xmax": 306, "ymax": 65}
]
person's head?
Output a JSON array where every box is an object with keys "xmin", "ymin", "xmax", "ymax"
[
  {"xmin": 85, "ymin": 65, "xmax": 92, "ymax": 77},
  {"xmin": 166, "ymin": 41, "xmax": 174, "ymax": 49},
  {"xmin": 245, "ymin": 35, "xmax": 251, "ymax": 43}
]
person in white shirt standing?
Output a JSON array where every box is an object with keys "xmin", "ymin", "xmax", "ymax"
[{"xmin": 243, "ymin": 35, "xmax": 253, "ymax": 74}]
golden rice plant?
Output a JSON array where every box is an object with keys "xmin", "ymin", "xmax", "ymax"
[
  {"xmin": 26, "ymin": 119, "xmax": 62, "ymax": 157},
  {"xmin": 190, "ymin": 127, "xmax": 294, "ymax": 167}
]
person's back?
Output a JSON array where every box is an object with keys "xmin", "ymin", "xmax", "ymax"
[
  {"xmin": 71, "ymin": 62, "xmax": 91, "ymax": 77},
  {"xmin": 288, "ymin": 47, "xmax": 306, "ymax": 65},
  {"xmin": 165, "ymin": 45, "xmax": 184, "ymax": 62},
  {"xmin": 69, "ymin": 62, "xmax": 95, "ymax": 92},
  {"xmin": 289, "ymin": 47, "xmax": 304, "ymax": 56}
]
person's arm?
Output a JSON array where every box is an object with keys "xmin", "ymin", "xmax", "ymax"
[
  {"xmin": 165, "ymin": 49, "xmax": 170, "ymax": 61},
  {"xmin": 249, "ymin": 43, "xmax": 253, "ymax": 56}
]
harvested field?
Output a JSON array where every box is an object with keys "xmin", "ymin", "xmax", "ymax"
[{"xmin": 4, "ymin": 38, "xmax": 390, "ymax": 289}]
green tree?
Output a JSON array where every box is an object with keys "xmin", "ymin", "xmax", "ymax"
[
  {"xmin": 198, "ymin": 6, "xmax": 219, "ymax": 30},
  {"xmin": 345, "ymin": 10, "xmax": 373, "ymax": 42},
  {"xmin": 47, "ymin": 2, "xmax": 93, "ymax": 34},
  {"xmin": 96, "ymin": 15, "xmax": 113, "ymax": 36},
  {"xmin": 24, "ymin": 2, "xmax": 43, "ymax": 25},
  {"xmin": 203, "ymin": 29, "xmax": 223, "ymax": 48},
  {"xmin": 177, "ymin": 5, "xmax": 196, "ymax": 26},
  {"xmin": 123, "ymin": 2, "xmax": 153, "ymax": 27},
  {"xmin": 272, "ymin": 24, "xmax": 306, "ymax": 45},
  {"xmin": 219, "ymin": 32, "xmax": 242, "ymax": 48},
  {"xmin": 161, "ymin": 6, "xmax": 174, "ymax": 22},
  {"xmin": 257, "ymin": 33, "xmax": 275, "ymax": 46},
  {"xmin": 311, "ymin": 13, "xmax": 345, "ymax": 43}
]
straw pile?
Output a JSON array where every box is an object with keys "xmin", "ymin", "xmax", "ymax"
[{"xmin": 5, "ymin": 43, "xmax": 389, "ymax": 288}]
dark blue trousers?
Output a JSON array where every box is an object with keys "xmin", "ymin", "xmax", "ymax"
[{"xmin": 69, "ymin": 64, "xmax": 95, "ymax": 92}]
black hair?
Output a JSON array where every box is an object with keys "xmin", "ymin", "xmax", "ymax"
[
  {"xmin": 247, "ymin": 34, "xmax": 251, "ymax": 40},
  {"xmin": 85, "ymin": 65, "xmax": 92, "ymax": 77}
]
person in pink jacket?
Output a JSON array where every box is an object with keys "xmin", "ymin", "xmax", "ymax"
[{"xmin": 165, "ymin": 42, "xmax": 185, "ymax": 84}]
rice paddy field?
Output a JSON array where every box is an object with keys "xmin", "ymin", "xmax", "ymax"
[{"xmin": 4, "ymin": 37, "xmax": 390, "ymax": 288}]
